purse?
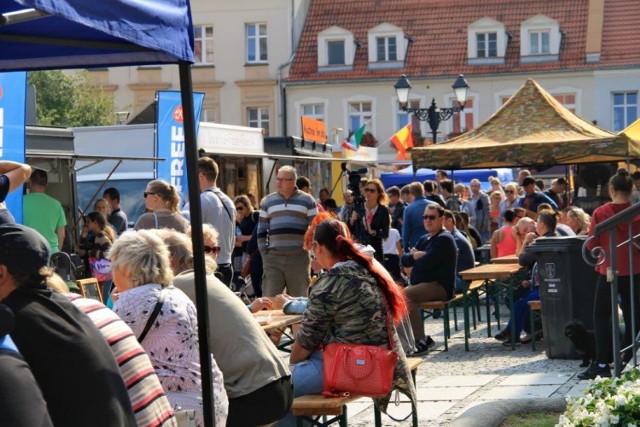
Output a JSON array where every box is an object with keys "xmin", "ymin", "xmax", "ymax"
[
  {"xmin": 241, "ymin": 253, "xmax": 252, "ymax": 277},
  {"xmin": 88, "ymin": 257, "xmax": 112, "ymax": 282},
  {"xmin": 322, "ymin": 298, "xmax": 398, "ymax": 398}
]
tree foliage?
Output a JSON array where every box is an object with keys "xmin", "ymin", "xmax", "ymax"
[{"xmin": 28, "ymin": 70, "xmax": 115, "ymax": 127}]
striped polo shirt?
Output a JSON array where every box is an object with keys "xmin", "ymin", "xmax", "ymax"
[{"xmin": 257, "ymin": 189, "xmax": 317, "ymax": 253}]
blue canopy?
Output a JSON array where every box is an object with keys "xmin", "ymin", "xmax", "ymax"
[
  {"xmin": 0, "ymin": 3, "xmax": 219, "ymax": 425},
  {"xmin": 380, "ymin": 166, "xmax": 514, "ymax": 190},
  {"xmin": 0, "ymin": 0, "xmax": 194, "ymax": 70}
]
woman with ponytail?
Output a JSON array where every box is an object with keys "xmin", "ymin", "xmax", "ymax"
[
  {"xmin": 135, "ymin": 179, "xmax": 190, "ymax": 233},
  {"xmin": 279, "ymin": 218, "xmax": 416, "ymax": 425}
]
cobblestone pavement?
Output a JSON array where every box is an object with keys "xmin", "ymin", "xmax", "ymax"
[{"xmin": 336, "ymin": 307, "xmax": 588, "ymax": 426}]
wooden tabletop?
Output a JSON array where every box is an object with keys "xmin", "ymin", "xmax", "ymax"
[
  {"xmin": 491, "ymin": 255, "xmax": 520, "ymax": 264},
  {"xmin": 254, "ymin": 310, "xmax": 303, "ymax": 331},
  {"xmin": 459, "ymin": 263, "xmax": 522, "ymax": 280}
]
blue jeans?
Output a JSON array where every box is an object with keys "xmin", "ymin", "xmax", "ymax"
[
  {"xmin": 276, "ymin": 351, "xmax": 324, "ymax": 427},
  {"xmin": 505, "ymin": 288, "xmax": 539, "ymax": 338}
]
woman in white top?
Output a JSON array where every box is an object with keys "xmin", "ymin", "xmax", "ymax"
[{"xmin": 110, "ymin": 230, "xmax": 228, "ymax": 426}]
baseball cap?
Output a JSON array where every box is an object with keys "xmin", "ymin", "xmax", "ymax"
[
  {"xmin": 0, "ymin": 224, "xmax": 50, "ymax": 276},
  {"xmin": 522, "ymin": 176, "xmax": 536, "ymax": 187}
]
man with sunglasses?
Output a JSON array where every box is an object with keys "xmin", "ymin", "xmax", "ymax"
[
  {"xmin": 498, "ymin": 182, "xmax": 521, "ymax": 226},
  {"xmin": 257, "ymin": 166, "xmax": 317, "ymax": 297},
  {"xmin": 401, "ymin": 204, "xmax": 457, "ymax": 355}
]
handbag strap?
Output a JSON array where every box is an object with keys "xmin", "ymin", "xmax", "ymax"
[
  {"xmin": 138, "ymin": 289, "xmax": 166, "ymax": 343},
  {"xmin": 379, "ymin": 290, "xmax": 395, "ymax": 351},
  {"xmin": 206, "ymin": 189, "xmax": 234, "ymax": 223}
]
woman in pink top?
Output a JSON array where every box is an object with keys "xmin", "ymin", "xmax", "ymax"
[{"xmin": 490, "ymin": 209, "xmax": 518, "ymax": 259}]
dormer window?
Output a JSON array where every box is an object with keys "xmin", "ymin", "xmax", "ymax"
[
  {"xmin": 476, "ymin": 32, "xmax": 497, "ymax": 58},
  {"xmin": 468, "ymin": 18, "xmax": 507, "ymax": 65},
  {"xmin": 520, "ymin": 15, "xmax": 561, "ymax": 63},
  {"xmin": 367, "ymin": 23, "xmax": 405, "ymax": 69},
  {"xmin": 318, "ymin": 26, "xmax": 354, "ymax": 71},
  {"xmin": 327, "ymin": 40, "xmax": 345, "ymax": 65}
]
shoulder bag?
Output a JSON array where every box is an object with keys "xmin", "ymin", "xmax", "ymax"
[
  {"xmin": 137, "ymin": 289, "xmax": 166, "ymax": 343},
  {"xmin": 322, "ymin": 296, "xmax": 398, "ymax": 398}
]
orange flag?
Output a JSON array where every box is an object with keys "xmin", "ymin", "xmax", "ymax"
[{"xmin": 391, "ymin": 123, "xmax": 414, "ymax": 160}]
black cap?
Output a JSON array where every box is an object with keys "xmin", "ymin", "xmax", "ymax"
[
  {"xmin": 0, "ymin": 224, "xmax": 50, "ymax": 276},
  {"xmin": 522, "ymin": 176, "xmax": 536, "ymax": 187}
]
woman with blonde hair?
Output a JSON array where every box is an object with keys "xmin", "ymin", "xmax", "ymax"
[
  {"xmin": 135, "ymin": 179, "xmax": 190, "ymax": 233},
  {"xmin": 489, "ymin": 190, "xmax": 504, "ymax": 234},
  {"xmin": 565, "ymin": 207, "xmax": 590, "ymax": 235},
  {"xmin": 348, "ymin": 178, "xmax": 390, "ymax": 262},
  {"xmin": 109, "ymin": 230, "xmax": 228, "ymax": 425}
]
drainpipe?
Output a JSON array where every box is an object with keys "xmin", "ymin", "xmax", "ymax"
[{"xmin": 277, "ymin": 0, "xmax": 297, "ymax": 136}]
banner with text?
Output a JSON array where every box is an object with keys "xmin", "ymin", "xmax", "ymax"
[
  {"xmin": 156, "ymin": 91, "xmax": 204, "ymax": 208},
  {"xmin": 0, "ymin": 72, "xmax": 27, "ymax": 223},
  {"xmin": 301, "ymin": 116, "xmax": 327, "ymax": 144}
]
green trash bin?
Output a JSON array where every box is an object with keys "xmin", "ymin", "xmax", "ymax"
[{"xmin": 526, "ymin": 236, "xmax": 598, "ymax": 359}]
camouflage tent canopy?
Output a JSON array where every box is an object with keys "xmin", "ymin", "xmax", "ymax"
[{"xmin": 412, "ymin": 79, "xmax": 640, "ymax": 170}]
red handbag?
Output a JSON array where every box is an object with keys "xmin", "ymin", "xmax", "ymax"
[{"xmin": 322, "ymin": 299, "xmax": 398, "ymax": 398}]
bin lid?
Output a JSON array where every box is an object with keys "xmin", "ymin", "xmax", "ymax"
[{"xmin": 525, "ymin": 236, "xmax": 588, "ymax": 253}]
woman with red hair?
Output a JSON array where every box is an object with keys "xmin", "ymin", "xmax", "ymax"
[{"xmin": 279, "ymin": 218, "xmax": 415, "ymax": 425}]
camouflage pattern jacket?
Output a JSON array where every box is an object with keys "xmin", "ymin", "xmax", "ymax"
[{"xmin": 296, "ymin": 260, "xmax": 417, "ymax": 412}]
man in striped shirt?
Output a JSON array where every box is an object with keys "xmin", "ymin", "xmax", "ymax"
[{"xmin": 258, "ymin": 165, "xmax": 317, "ymax": 297}]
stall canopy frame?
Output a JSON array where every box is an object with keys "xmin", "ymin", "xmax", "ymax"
[{"xmin": 0, "ymin": 1, "xmax": 218, "ymax": 425}]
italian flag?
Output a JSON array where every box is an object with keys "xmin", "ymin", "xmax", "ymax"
[
  {"xmin": 341, "ymin": 123, "xmax": 366, "ymax": 151},
  {"xmin": 391, "ymin": 123, "xmax": 414, "ymax": 160}
]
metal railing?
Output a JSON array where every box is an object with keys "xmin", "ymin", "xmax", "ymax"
[{"xmin": 582, "ymin": 202, "xmax": 640, "ymax": 377}]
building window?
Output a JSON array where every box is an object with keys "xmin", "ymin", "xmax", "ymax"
[
  {"xmin": 327, "ymin": 40, "xmax": 345, "ymax": 65},
  {"xmin": 396, "ymin": 100, "xmax": 420, "ymax": 130},
  {"xmin": 476, "ymin": 33, "xmax": 497, "ymax": 58},
  {"xmin": 613, "ymin": 92, "xmax": 638, "ymax": 132},
  {"xmin": 553, "ymin": 93, "xmax": 576, "ymax": 113},
  {"xmin": 247, "ymin": 107, "xmax": 270, "ymax": 135},
  {"xmin": 348, "ymin": 101, "xmax": 372, "ymax": 132},
  {"xmin": 529, "ymin": 30, "xmax": 550, "ymax": 55},
  {"xmin": 449, "ymin": 98, "xmax": 475, "ymax": 140},
  {"xmin": 301, "ymin": 104, "xmax": 325, "ymax": 121},
  {"xmin": 194, "ymin": 25, "xmax": 214, "ymax": 64},
  {"xmin": 246, "ymin": 23, "xmax": 267, "ymax": 63},
  {"xmin": 376, "ymin": 36, "xmax": 397, "ymax": 61},
  {"xmin": 201, "ymin": 108, "xmax": 217, "ymax": 123}
]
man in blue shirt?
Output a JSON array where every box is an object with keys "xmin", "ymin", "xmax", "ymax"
[
  {"xmin": 518, "ymin": 176, "xmax": 558, "ymax": 218},
  {"xmin": 402, "ymin": 182, "xmax": 436, "ymax": 252}
]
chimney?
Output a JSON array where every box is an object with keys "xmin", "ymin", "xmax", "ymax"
[{"xmin": 585, "ymin": 0, "xmax": 604, "ymax": 63}]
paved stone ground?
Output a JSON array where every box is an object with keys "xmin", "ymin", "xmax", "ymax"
[{"xmin": 334, "ymin": 306, "xmax": 589, "ymax": 426}]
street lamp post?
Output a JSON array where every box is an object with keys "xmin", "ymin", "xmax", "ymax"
[{"xmin": 394, "ymin": 74, "xmax": 470, "ymax": 144}]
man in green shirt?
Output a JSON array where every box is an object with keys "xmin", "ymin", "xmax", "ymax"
[{"xmin": 23, "ymin": 169, "xmax": 66, "ymax": 252}]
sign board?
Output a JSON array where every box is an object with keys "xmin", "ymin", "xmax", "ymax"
[
  {"xmin": 301, "ymin": 116, "xmax": 327, "ymax": 144},
  {"xmin": 343, "ymin": 145, "xmax": 378, "ymax": 163},
  {"xmin": 198, "ymin": 123, "xmax": 265, "ymax": 156}
]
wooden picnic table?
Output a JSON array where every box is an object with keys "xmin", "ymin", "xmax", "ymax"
[
  {"xmin": 490, "ymin": 255, "xmax": 520, "ymax": 264},
  {"xmin": 459, "ymin": 263, "xmax": 523, "ymax": 349},
  {"xmin": 254, "ymin": 310, "xmax": 303, "ymax": 332}
]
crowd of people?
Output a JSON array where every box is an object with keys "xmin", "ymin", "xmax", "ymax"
[{"xmin": 0, "ymin": 156, "xmax": 639, "ymax": 425}]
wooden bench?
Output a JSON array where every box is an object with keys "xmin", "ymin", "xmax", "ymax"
[
  {"xmin": 528, "ymin": 300, "xmax": 542, "ymax": 351},
  {"xmin": 420, "ymin": 293, "xmax": 469, "ymax": 351},
  {"xmin": 292, "ymin": 357, "xmax": 423, "ymax": 427}
]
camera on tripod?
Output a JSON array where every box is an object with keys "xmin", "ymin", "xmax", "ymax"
[{"xmin": 341, "ymin": 163, "xmax": 368, "ymax": 243}]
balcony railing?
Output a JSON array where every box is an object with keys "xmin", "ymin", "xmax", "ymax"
[{"xmin": 582, "ymin": 202, "xmax": 640, "ymax": 377}]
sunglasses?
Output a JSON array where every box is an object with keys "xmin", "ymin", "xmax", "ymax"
[
  {"xmin": 143, "ymin": 192, "xmax": 156, "ymax": 198},
  {"xmin": 235, "ymin": 206, "xmax": 244, "ymax": 211},
  {"xmin": 423, "ymin": 214, "xmax": 438, "ymax": 221},
  {"xmin": 364, "ymin": 188, "xmax": 377, "ymax": 193},
  {"xmin": 204, "ymin": 246, "xmax": 221, "ymax": 255},
  {"xmin": 505, "ymin": 190, "xmax": 515, "ymax": 194}
]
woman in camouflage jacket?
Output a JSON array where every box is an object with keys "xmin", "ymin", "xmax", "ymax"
[{"xmin": 286, "ymin": 218, "xmax": 416, "ymax": 420}]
